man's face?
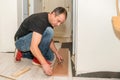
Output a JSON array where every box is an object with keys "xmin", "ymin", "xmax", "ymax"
[{"xmin": 50, "ymin": 12, "xmax": 66, "ymax": 27}]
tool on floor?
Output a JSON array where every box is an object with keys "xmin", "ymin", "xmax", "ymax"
[
  {"xmin": 11, "ymin": 67, "xmax": 31, "ymax": 78},
  {"xmin": 58, "ymin": 59, "xmax": 64, "ymax": 64}
]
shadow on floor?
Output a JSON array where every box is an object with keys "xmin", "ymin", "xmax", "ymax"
[
  {"xmin": 61, "ymin": 42, "xmax": 72, "ymax": 56},
  {"xmin": 77, "ymin": 71, "xmax": 120, "ymax": 78}
]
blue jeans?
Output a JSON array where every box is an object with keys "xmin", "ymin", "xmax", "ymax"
[{"xmin": 15, "ymin": 27, "xmax": 54, "ymax": 61}]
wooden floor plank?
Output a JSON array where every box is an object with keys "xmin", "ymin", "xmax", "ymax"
[{"xmin": 53, "ymin": 48, "xmax": 69, "ymax": 76}]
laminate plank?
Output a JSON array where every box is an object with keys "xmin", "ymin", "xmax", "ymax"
[{"xmin": 53, "ymin": 48, "xmax": 69, "ymax": 76}]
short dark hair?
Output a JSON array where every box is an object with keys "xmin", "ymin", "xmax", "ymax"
[{"xmin": 51, "ymin": 7, "xmax": 67, "ymax": 19}]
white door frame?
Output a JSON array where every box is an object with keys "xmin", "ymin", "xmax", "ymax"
[{"xmin": 73, "ymin": 0, "xmax": 78, "ymax": 76}]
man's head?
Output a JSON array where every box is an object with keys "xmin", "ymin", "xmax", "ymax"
[{"xmin": 48, "ymin": 7, "xmax": 67, "ymax": 27}]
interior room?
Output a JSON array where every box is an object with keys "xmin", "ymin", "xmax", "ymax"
[{"xmin": 0, "ymin": 0, "xmax": 120, "ymax": 80}]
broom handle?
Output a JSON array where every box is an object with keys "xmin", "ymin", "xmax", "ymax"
[{"xmin": 116, "ymin": 0, "xmax": 120, "ymax": 16}]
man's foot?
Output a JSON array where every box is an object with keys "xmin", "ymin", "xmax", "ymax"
[
  {"xmin": 32, "ymin": 58, "xmax": 51, "ymax": 66},
  {"xmin": 15, "ymin": 49, "xmax": 22, "ymax": 61}
]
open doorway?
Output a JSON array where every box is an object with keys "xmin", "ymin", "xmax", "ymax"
[
  {"xmin": 21, "ymin": 0, "xmax": 75, "ymax": 76},
  {"xmin": 28, "ymin": 0, "xmax": 72, "ymax": 40},
  {"xmin": 25, "ymin": 0, "xmax": 73, "ymax": 54}
]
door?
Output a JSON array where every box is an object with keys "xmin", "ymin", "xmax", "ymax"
[
  {"xmin": 42, "ymin": 0, "xmax": 72, "ymax": 38},
  {"xmin": 75, "ymin": 0, "xmax": 120, "ymax": 75}
]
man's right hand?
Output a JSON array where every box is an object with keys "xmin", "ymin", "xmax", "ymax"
[{"xmin": 42, "ymin": 63, "xmax": 53, "ymax": 76}]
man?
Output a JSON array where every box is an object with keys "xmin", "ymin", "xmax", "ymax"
[{"xmin": 14, "ymin": 7, "xmax": 67, "ymax": 75}]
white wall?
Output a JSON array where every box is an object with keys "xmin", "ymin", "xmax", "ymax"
[
  {"xmin": 75, "ymin": 0, "xmax": 120, "ymax": 75},
  {"xmin": 17, "ymin": 0, "xmax": 22, "ymax": 27},
  {"xmin": 34, "ymin": 0, "xmax": 42, "ymax": 13},
  {"xmin": 0, "ymin": 0, "xmax": 18, "ymax": 52}
]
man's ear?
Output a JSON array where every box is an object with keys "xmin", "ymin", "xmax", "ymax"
[{"xmin": 52, "ymin": 12, "xmax": 57, "ymax": 17}]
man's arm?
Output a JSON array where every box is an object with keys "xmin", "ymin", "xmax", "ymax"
[
  {"xmin": 30, "ymin": 32, "xmax": 52, "ymax": 75},
  {"xmin": 50, "ymin": 40, "xmax": 63, "ymax": 62}
]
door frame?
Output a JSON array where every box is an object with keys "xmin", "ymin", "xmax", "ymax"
[
  {"xmin": 28, "ymin": 0, "xmax": 79, "ymax": 75},
  {"xmin": 73, "ymin": 0, "xmax": 78, "ymax": 76}
]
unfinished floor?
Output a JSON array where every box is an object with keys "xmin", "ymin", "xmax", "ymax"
[
  {"xmin": 0, "ymin": 38, "xmax": 119, "ymax": 80},
  {"xmin": 0, "ymin": 52, "xmax": 120, "ymax": 80},
  {"xmin": 0, "ymin": 48, "xmax": 72, "ymax": 80}
]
